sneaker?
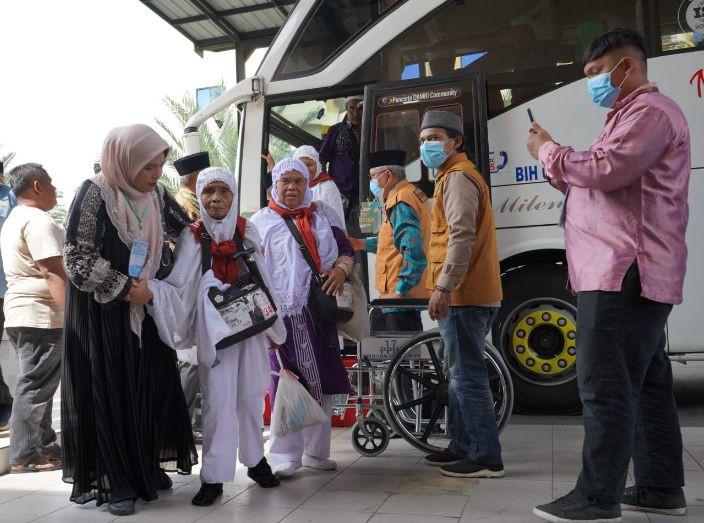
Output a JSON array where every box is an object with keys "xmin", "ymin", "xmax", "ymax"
[
  {"xmin": 274, "ymin": 461, "xmax": 301, "ymax": 478},
  {"xmin": 440, "ymin": 458, "xmax": 504, "ymax": 478},
  {"xmin": 108, "ymin": 499, "xmax": 136, "ymax": 516},
  {"xmin": 302, "ymin": 455, "xmax": 337, "ymax": 471},
  {"xmin": 248, "ymin": 457, "xmax": 280, "ymax": 488},
  {"xmin": 533, "ymin": 489, "xmax": 621, "ymax": 522},
  {"xmin": 621, "ymin": 485, "xmax": 687, "ymax": 516},
  {"xmin": 425, "ymin": 448, "xmax": 464, "ymax": 467},
  {"xmin": 192, "ymin": 482, "xmax": 223, "ymax": 506}
]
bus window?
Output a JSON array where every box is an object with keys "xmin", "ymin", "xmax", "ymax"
[
  {"xmin": 276, "ymin": 0, "xmax": 407, "ymax": 78},
  {"xmin": 373, "ymin": 110, "xmax": 420, "ymax": 180},
  {"xmin": 658, "ymin": 0, "xmax": 704, "ymax": 52},
  {"xmin": 345, "ymin": 0, "xmax": 651, "ymax": 117}
]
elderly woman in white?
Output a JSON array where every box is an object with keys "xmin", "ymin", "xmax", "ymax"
[
  {"xmin": 134, "ymin": 167, "xmax": 287, "ymax": 506},
  {"xmin": 251, "ymin": 158, "xmax": 353, "ymax": 479},
  {"xmin": 293, "ymin": 145, "xmax": 346, "ymax": 227}
]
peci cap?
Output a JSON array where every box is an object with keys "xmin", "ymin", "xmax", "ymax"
[
  {"xmin": 369, "ymin": 149, "xmax": 406, "ymax": 169},
  {"xmin": 420, "ymin": 110, "xmax": 463, "ymax": 135},
  {"xmin": 174, "ymin": 151, "xmax": 210, "ymax": 178}
]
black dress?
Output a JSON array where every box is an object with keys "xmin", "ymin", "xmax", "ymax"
[{"xmin": 61, "ymin": 179, "xmax": 197, "ymax": 506}]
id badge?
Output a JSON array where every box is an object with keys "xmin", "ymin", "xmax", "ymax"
[
  {"xmin": 128, "ymin": 238, "xmax": 149, "ymax": 278},
  {"xmin": 0, "ymin": 199, "xmax": 9, "ymax": 219},
  {"xmin": 358, "ymin": 200, "xmax": 382, "ymax": 235}
]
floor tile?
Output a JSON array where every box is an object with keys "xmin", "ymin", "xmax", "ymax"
[
  {"xmin": 301, "ymin": 490, "xmax": 388, "ymax": 512},
  {"xmin": 281, "ymin": 508, "xmax": 372, "ymax": 523},
  {"xmin": 344, "ymin": 457, "xmax": 420, "ymax": 476},
  {"xmin": 369, "ymin": 515, "xmax": 459, "ymax": 523},
  {"xmin": 645, "ymin": 503, "xmax": 704, "ymax": 522},
  {"xmin": 198, "ymin": 503, "xmax": 291, "ymax": 523},
  {"xmin": 230, "ymin": 484, "xmax": 315, "ymax": 508},
  {"xmin": 34, "ymin": 501, "xmax": 115, "ymax": 521},
  {"xmin": 0, "ymin": 493, "xmax": 71, "ymax": 517},
  {"xmin": 323, "ymin": 474, "xmax": 403, "ymax": 492},
  {"xmin": 377, "ymin": 493, "xmax": 467, "ymax": 517}
]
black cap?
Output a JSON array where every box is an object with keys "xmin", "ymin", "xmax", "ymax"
[
  {"xmin": 369, "ymin": 149, "xmax": 406, "ymax": 169},
  {"xmin": 174, "ymin": 151, "xmax": 210, "ymax": 177}
]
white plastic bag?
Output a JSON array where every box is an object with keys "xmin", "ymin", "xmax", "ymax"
[{"xmin": 270, "ymin": 351, "xmax": 328, "ymax": 438}]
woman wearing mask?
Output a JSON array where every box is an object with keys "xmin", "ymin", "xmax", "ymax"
[{"xmin": 62, "ymin": 124, "xmax": 197, "ymax": 517}]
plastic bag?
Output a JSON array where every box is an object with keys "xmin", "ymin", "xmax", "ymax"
[{"xmin": 270, "ymin": 352, "xmax": 328, "ymax": 438}]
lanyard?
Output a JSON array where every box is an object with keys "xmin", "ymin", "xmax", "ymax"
[{"xmin": 123, "ymin": 193, "xmax": 149, "ymax": 231}]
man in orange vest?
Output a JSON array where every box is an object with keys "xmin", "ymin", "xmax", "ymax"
[
  {"xmin": 348, "ymin": 150, "xmax": 430, "ymax": 332},
  {"xmin": 419, "ymin": 110, "xmax": 504, "ymax": 479}
]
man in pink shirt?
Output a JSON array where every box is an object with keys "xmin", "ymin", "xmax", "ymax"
[{"xmin": 527, "ymin": 28, "xmax": 690, "ymax": 522}]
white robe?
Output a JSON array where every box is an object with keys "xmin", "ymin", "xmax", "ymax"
[
  {"xmin": 147, "ymin": 223, "xmax": 287, "ymax": 482},
  {"xmin": 311, "ymin": 179, "xmax": 346, "ymax": 230}
]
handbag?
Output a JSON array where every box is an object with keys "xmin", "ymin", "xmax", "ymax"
[
  {"xmin": 200, "ymin": 229, "xmax": 278, "ymax": 350},
  {"xmin": 283, "ymin": 217, "xmax": 354, "ymax": 324},
  {"xmin": 336, "ymin": 264, "xmax": 369, "ymax": 342}
]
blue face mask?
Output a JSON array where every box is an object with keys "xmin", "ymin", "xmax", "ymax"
[
  {"xmin": 587, "ymin": 58, "xmax": 629, "ymax": 108},
  {"xmin": 420, "ymin": 140, "xmax": 449, "ymax": 169},
  {"xmin": 369, "ymin": 178, "xmax": 384, "ymax": 199}
]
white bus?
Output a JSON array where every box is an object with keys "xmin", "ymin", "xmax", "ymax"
[{"xmin": 171, "ymin": 0, "xmax": 703, "ymax": 413}]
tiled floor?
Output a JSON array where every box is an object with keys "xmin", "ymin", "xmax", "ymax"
[{"xmin": 0, "ymin": 424, "xmax": 702, "ymax": 522}]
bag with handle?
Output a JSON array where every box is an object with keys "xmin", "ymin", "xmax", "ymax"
[
  {"xmin": 270, "ymin": 350, "xmax": 328, "ymax": 437},
  {"xmin": 283, "ymin": 217, "xmax": 354, "ymax": 324}
]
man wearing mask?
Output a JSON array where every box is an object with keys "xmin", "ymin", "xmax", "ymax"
[
  {"xmin": 348, "ymin": 149, "xmax": 430, "ymax": 332},
  {"xmin": 527, "ymin": 28, "xmax": 690, "ymax": 522},
  {"xmin": 320, "ymin": 95, "xmax": 363, "ymax": 234},
  {"xmin": 173, "ymin": 151, "xmax": 210, "ymax": 443},
  {"xmin": 419, "ymin": 111, "xmax": 504, "ymax": 479}
]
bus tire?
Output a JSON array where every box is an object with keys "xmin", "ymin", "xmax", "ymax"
[{"xmin": 494, "ymin": 264, "xmax": 581, "ymax": 414}]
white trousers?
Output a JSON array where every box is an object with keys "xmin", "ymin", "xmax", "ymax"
[
  {"xmin": 198, "ymin": 341, "xmax": 269, "ymax": 483},
  {"xmin": 270, "ymin": 395, "xmax": 333, "ymax": 465}
]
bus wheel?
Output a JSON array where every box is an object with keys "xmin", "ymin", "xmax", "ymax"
[{"xmin": 494, "ymin": 264, "xmax": 581, "ymax": 414}]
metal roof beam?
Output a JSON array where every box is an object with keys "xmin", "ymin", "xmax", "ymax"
[
  {"xmin": 141, "ymin": 1, "xmax": 201, "ymax": 50},
  {"xmin": 171, "ymin": 0, "xmax": 295, "ymax": 25},
  {"xmin": 188, "ymin": 0, "xmax": 241, "ymax": 43},
  {"xmin": 268, "ymin": 0, "xmax": 289, "ymax": 19},
  {"xmin": 195, "ymin": 27, "xmax": 277, "ymax": 52}
]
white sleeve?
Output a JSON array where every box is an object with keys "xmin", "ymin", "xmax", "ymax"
[
  {"xmin": 147, "ymin": 228, "xmax": 200, "ymax": 350},
  {"xmin": 317, "ymin": 181, "xmax": 346, "ymax": 231},
  {"xmin": 245, "ymin": 222, "xmax": 288, "ymax": 345}
]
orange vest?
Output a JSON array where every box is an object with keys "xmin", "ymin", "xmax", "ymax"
[
  {"xmin": 427, "ymin": 153, "xmax": 502, "ymax": 305},
  {"xmin": 374, "ymin": 179, "xmax": 431, "ymax": 298}
]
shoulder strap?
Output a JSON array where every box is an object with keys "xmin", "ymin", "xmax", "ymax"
[
  {"xmin": 283, "ymin": 217, "xmax": 320, "ymax": 277},
  {"xmin": 200, "ymin": 232, "xmax": 211, "ymax": 276}
]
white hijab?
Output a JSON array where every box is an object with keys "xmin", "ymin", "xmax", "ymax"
[
  {"xmin": 270, "ymin": 157, "xmax": 314, "ymax": 210},
  {"xmin": 293, "ymin": 145, "xmax": 322, "ymax": 180},
  {"xmin": 196, "ymin": 167, "xmax": 239, "ymax": 243}
]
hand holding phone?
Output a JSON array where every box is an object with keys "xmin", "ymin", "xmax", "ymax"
[{"xmin": 528, "ymin": 108, "xmax": 537, "ymax": 133}]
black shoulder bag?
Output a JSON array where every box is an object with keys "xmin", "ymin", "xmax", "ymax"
[
  {"xmin": 283, "ymin": 217, "xmax": 353, "ymax": 324},
  {"xmin": 200, "ymin": 230, "xmax": 278, "ymax": 350}
]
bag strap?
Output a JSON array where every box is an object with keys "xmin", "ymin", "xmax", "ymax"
[
  {"xmin": 283, "ymin": 217, "xmax": 320, "ymax": 279},
  {"xmin": 200, "ymin": 232, "xmax": 212, "ymax": 276}
]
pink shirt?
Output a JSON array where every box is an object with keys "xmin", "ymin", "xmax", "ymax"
[{"xmin": 539, "ymin": 83, "xmax": 690, "ymax": 305}]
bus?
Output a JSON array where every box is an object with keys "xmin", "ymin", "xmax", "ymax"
[{"xmin": 178, "ymin": 0, "xmax": 703, "ymax": 413}]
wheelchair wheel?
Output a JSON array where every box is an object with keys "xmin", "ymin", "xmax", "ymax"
[
  {"xmin": 351, "ymin": 418, "xmax": 390, "ymax": 457},
  {"xmin": 382, "ymin": 328, "xmax": 514, "ymax": 454}
]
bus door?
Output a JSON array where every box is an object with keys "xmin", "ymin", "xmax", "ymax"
[
  {"xmin": 358, "ymin": 72, "xmax": 489, "ymax": 304},
  {"xmin": 360, "ymin": 71, "xmax": 489, "ymax": 205}
]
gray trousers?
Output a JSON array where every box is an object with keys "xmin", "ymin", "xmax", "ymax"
[
  {"xmin": 179, "ymin": 361, "xmax": 201, "ymax": 430},
  {"xmin": 6, "ymin": 327, "xmax": 62, "ymax": 464},
  {"xmin": 0, "ymin": 300, "xmax": 15, "ymax": 411}
]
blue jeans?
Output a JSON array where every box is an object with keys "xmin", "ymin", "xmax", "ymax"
[{"xmin": 439, "ymin": 306, "xmax": 502, "ymax": 468}]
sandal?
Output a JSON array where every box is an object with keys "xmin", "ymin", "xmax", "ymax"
[{"xmin": 10, "ymin": 461, "xmax": 63, "ymax": 473}]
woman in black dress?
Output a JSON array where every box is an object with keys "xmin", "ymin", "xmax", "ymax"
[{"xmin": 61, "ymin": 124, "xmax": 197, "ymax": 516}]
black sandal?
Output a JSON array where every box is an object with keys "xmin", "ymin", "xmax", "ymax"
[
  {"xmin": 248, "ymin": 457, "xmax": 280, "ymax": 488},
  {"xmin": 192, "ymin": 482, "xmax": 223, "ymax": 506},
  {"xmin": 10, "ymin": 461, "xmax": 63, "ymax": 474}
]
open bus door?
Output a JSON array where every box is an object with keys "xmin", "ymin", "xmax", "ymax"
[
  {"xmin": 360, "ymin": 71, "xmax": 490, "ymax": 204},
  {"xmin": 357, "ymin": 72, "xmax": 490, "ymax": 304}
]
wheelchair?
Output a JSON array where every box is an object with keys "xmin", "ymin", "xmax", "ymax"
[{"xmin": 333, "ymin": 300, "xmax": 515, "ymax": 456}]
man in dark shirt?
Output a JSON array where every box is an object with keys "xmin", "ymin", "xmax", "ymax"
[{"xmin": 319, "ymin": 95, "xmax": 363, "ymax": 233}]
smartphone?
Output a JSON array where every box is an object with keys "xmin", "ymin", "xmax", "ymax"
[{"xmin": 527, "ymin": 108, "xmax": 535, "ymax": 124}]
